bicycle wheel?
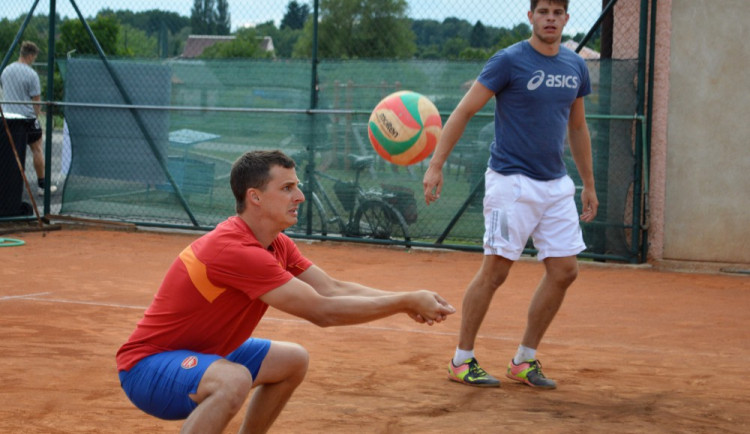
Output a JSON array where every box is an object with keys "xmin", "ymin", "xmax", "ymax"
[
  {"xmin": 352, "ymin": 199, "xmax": 411, "ymax": 245},
  {"xmin": 288, "ymin": 192, "xmax": 328, "ymax": 236}
]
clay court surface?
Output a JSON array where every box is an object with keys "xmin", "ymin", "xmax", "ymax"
[{"xmin": 1, "ymin": 227, "xmax": 748, "ymax": 433}]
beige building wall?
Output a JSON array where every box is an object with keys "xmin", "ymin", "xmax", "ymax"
[
  {"xmin": 661, "ymin": 0, "xmax": 750, "ymax": 265},
  {"xmin": 612, "ymin": 0, "xmax": 748, "ymax": 267}
]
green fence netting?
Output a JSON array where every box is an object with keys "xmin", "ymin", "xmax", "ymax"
[{"xmin": 1, "ymin": 0, "xmax": 652, "ymax": 262}]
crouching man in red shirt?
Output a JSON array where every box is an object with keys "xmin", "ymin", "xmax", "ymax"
[{"xmin": 116, "ymin": 150, "xmax": 455, "ymax": 433}]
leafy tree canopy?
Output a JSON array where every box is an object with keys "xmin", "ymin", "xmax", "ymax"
[
  {"xmin": 280, "ymin": 1, "xmax": 310, "ymax": 30},
  {"xmin": 216, "ymin": 0, "xmax": 231, "ymax": 35},
  {"xmin": 294, "ymin": 0, "xmax": 416, "ymax": 59},
  {"xmin": 3, "ymin": 0, "xmax": 582, "ymax": 62},
  {"xmin": 101, "ymin": 9, "xmax": 189, "ymax": 36},
  {"xmin": 191, "ymin": 0, "xmax": 217, "ymax": 35},
  {"xmin": 118, "ymin": 24, "xmax": 158, "ymax": 58},
  {"xmin": 56, "ymin": 14, "xmax": 121, "ymax": 56},
  {"xmin": 0, "ymin": 14, "xmax": 55, "ymax": 62}
]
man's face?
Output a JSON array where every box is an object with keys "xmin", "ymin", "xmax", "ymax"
[
  {"xmin": 528, "ymin": 1, "xmax": 569, "ymax": 44},
  {"xmin": 253, "ymin": 165, "xmax": 305, "ymax": 230}
]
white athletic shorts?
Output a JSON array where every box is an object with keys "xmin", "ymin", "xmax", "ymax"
[{"xmin": 483, "ymin": 169, "xmax": 586, "ymax": 261}]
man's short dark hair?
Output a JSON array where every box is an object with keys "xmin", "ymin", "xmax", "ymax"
[
  {"xmin": 230, "ymin": 150, "xmax": 296, "ymax": 213},
  {"xmin": 530, "ymin": 0, "xmax": 569, "ymax": 12},
  {"xmin": 20, "ymin": 41, "xmax": 39, "ymax": 58}
]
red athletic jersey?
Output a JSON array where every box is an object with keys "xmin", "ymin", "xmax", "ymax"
[{"xmin": 116, "ymin": 216, "xmax": 312, "ymax": 371}]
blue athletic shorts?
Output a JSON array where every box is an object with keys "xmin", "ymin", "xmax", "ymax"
[{"xmin": 118, "ymin": 338, "xmax": 271, "ymax": 420}]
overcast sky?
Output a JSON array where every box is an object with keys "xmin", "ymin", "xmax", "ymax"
[{"xmin": 2, "ymin": 0, "xmax": 603, "ymax": 35}]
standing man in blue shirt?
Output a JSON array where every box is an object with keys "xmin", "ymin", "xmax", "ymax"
[{"xmin": 423, "ymin": 0, "xmax": 598, "ymax": 389}]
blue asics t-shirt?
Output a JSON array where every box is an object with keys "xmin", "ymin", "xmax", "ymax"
[{"xmin": 477, "ymin": 40, "xmax": 591, "ymax": 180}]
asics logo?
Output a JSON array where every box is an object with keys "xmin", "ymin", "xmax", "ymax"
[
  {"xmin": 527, "ymin": 70, "xmax": 545, "ymax": 90},
  {"xmin": 526, "ymin": 70, "xmax": 580, "ymax": 91}
]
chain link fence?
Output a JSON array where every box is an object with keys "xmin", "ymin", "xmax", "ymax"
[{"xmin": 1, "ymin": 0, "xmax": 652, "ymax": 262}]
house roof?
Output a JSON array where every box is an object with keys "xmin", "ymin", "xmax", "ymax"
[
  {"xmin": 563, "ymin": 40, "xmax": 601, "ymax": 59},
  {"xmin": 181, "ymin": 35, "xmax": 236, "ymax": 58},
  {"xmin": 181, "ymin": 35, "xmax": 276, "ymax": 59}
]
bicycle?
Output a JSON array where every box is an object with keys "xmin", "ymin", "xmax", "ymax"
[{"xmin": 288, "ymin": 151, "xmax": 413, "ymax": 246}]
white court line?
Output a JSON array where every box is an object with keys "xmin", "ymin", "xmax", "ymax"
[
  {"xmin": 0, "ymin": 291, "xmax": 53, "ymax": 301},
  {"xmin": 9, "ymin": 294, "xmax": 749, "ymax": 360},
  {"xmin": 12, "ymin": 294, "xmax": 485, "ymax": 340},
  {"xmin": 20, "ymin": 296, "xmax": 149, "ymax": 311}
]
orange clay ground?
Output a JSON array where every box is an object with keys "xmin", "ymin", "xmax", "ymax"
[{"xmin": 1, "ymin": 227, "xmax": 748, "ymax": 433}]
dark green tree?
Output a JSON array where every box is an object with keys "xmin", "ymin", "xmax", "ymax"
[
  {"xmin": 492, "ymin": 23, "xmax": 531, "ymax": 50},
  {"xmin": 216, "ymin": 0, "xmax": 231, "ymax": 35},
  {"xmin": 470, "ymin": 21, "xmax": 488, "ymax": 48},
  {"xmin": 281, "ymin": 1, "xmax": 310, "ymax": 30},
  {"xmin": 0, "ymin": 18, "xmax": 17, "ymax": 62},
  {"xmin": 118, "ymin": 24, "xmax": 158, "ymax": 58},
  {"xmin": 274, "ymin": 29, "xmax": 303, "ymax": 58},
  {"xmin": 412, "ymin": 17, "xmax": 482, "ymax": 58},
  {"xmin": 440, "ymin": 17, "xmax": 473, "ymax": 43},
  {"xmin": 191, "ymin": 0, "xmax": 216, "ymax": 35},
  {"xmin": 171, "ymin": 26, "xmax": 192, "ymax": 57},
  {"xmin": 442, "ymin": 36, "xmax": 469, "ymax": 59},
  {"xmin": 294, "ymin": 0, "xmax": 415, "ymax": 59},
  {"xmin": 255, "ymin": 20, "xmax": 302, "ymax": 59},
  {"xmin": 411, "ymin": 19, "xmax": 442, "ymax": 47},
  {"xmin": 56, "ymin": 14, "xmax": 121, "ymax": 56},
  {"xmin": 458, "ymin": 47, "xmax": 490, "ymax": 61},
  {"xmin": 0, "ymin": 14, "xmax": 50, "ymax": 63},
  {"xmin": 106, "ymin": 9, "xmax": 190, "ymax": 36},
  {"xmin": 96, "ymin": 9, "xmax": 191, "ymax": 57}
]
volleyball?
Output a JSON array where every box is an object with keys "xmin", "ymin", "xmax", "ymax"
[{"xmin": 367, "ymin": 90, "xmax": 442, "ymax": 166}]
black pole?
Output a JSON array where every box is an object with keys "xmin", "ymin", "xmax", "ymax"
[
  {"xmin": 631, "ymin": 0, "xmax": 650, "ymax": 262},
  {"xmin": 305, "ymin": 0, "xmax": 320, "ymax": 234},
  {"xmin": 641, "ymin": 0, "xmax": 658, "ymax": 263},
  {"xmin": 42, "ymin": 0, "xmax": 57, "ymax": 215},
  {"xmin": 309, "ymin": 0, "xmax": 319, "ymax": 110}
]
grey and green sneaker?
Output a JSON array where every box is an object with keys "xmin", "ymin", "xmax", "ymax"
[
  {"xmin": 506, "ymin": 359, "xmax": 557, "ymax": 389},
  {"xmin": 447, "ymin": 357, "xmax": 501, "ymax": 387}
]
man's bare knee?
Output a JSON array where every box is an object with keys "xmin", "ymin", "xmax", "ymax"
[
  {"xmin": 278, "ymin": 343, "xmax": 309, "ymax": 386},
  {"xmin": 193, "ymin": 360, "xmax": 253, "ymax": 412},
  {"xmin": 544, "ymin": 258, "xmax": 579, "ymax": 288},
  {"xmin": 223, "ymin": 366, "xmax": 253, "ymax": 413},
  {"xmin": 255, "ymin": 342, "xmax": 309, "ymax": 387},
  {"xmin": 476, "ymin": 255, "xmax": 513, "ymax": 289},
  {"xmin": 286, "ymin": 344, "xmax": 309, "ymax": 385}
]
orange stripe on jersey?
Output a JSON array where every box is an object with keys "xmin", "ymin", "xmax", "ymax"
[{"xmin": 179, "ymin": 245, "xmax": 226, "ymax": 302}]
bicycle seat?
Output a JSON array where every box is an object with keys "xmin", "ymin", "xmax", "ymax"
[{"xmin": 348, "ymin": 154, "xmax": 374, "ymax": 171}]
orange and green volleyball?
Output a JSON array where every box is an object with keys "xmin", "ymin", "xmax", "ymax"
[{"xmin": 368, "ymin": 90, "xmax": 442, "ymax": 166}]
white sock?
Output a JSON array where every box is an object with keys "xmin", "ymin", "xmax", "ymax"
[
  {"xmin": 453, "ymin": 347, "xmax": 475, "ymax": 366},
  {"xmin": 513, "ymin": 345, "xmax": 536, "ymax": 365}
]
